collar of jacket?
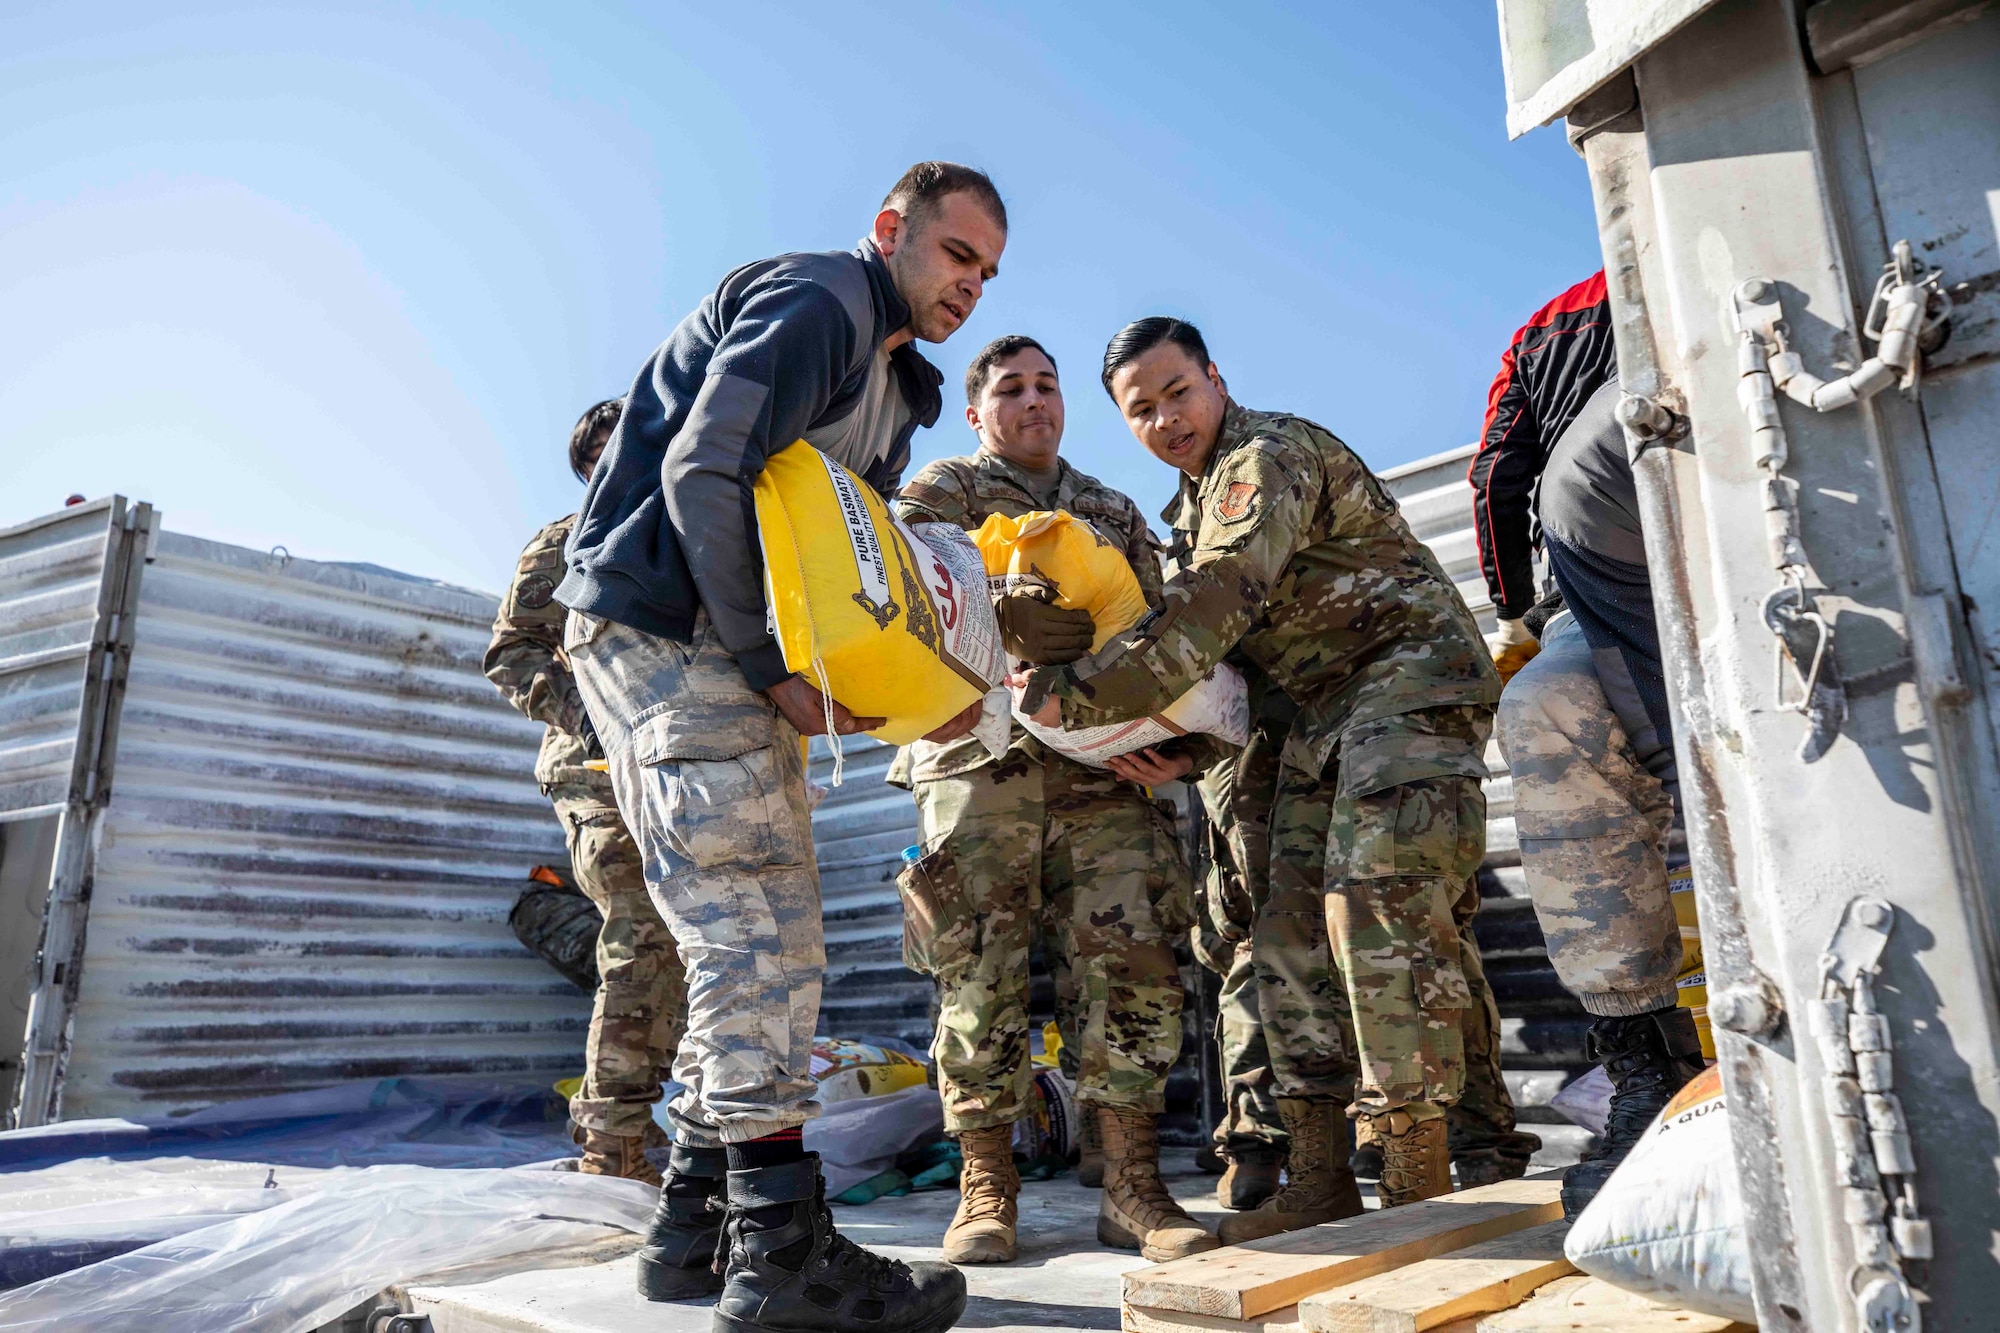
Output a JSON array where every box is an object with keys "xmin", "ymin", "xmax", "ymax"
[
  {"xmin": 854, "ymin": 237, "xmax": 944, "ymax": 430},
  {"xmin": 854, "ymin": 237, "xmax": 911, "ymax": 338},
  {"xmin": 976, "ymin": 449, "xmax": 1071, "ymax": 499},
  {"xmin": 1206, "ymin": 397, "xmax": 1257, "ymax": 475},
  {"xmin": 1160, "ymin": 477, "xmax": 1201, "ymax": 535}
]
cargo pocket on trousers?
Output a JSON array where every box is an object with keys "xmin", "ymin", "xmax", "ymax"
[
  {"xmin": 1333, "ymin": 787, "xmax": 1406, "ymax": 882},
  {"xmin": 567, "ymin": 805, "xmax": 624, "ymax": 834},
  {"xmin": 1411, "ymin": 951, "xmax": 1473, "ymax": 1010},
  {"xmin": 651, "ymin": 747, "xmax": 806, "ymax": 873},
  {"xmin": 1330, "ymin": 781, "xmax": 1476, "ymax": 883},
  {"xmin": 897, "ymin": 846, "xmax": 976, "ymax": 982}
]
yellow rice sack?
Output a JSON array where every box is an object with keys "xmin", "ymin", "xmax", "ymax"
[
  {"xmin": 755, "ymin": 442, "xmax": 1004, "ymax": 751},
  {"xmin": 973, "ymin": 511, "xmax": 1149, "ymax": 650},
  {"xmin": 810, "ymin": 1038, "xmax": 929, "ymax": 1105},
  {"xmin": 1669, "ymin": 867, "xmax": 1715, "ymax": 1059},
  {"xmin": 972, "ymin": 509, "xmax": 1249, "ymax": 766}
]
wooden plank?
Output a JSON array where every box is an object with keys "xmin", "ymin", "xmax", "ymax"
[
  {"xmin": 1295, "ymin": 1221, "xmax": 1574, "ymax": 1333},
  {"xmin": 1474, "ymin": 1276, "xmax": 1755, "ymax": 1333},
  {"xmin": 1123, "ymin": 1302, "xmax": 1306, "ymax": 1333},
  {"xmin": 1122, "ymin": 1176, "xmax": 1564, "ymax": 1321}
]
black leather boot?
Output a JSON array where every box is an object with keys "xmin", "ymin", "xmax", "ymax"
[
  {"xmin": 713, "ymin": 1154, "xmax": 967, "ymax": 1333},
  {"xmin": 1561, "ymin": 1006, "xmax": 1706, "ymax": 1219},
  {"xmin": 1217, "ymin": 1139, "xmax": 1284, "ymax": 1211},
  {"xmin": 636, "ymin": 1143, "xmax": 727, "ymax": 1301}
]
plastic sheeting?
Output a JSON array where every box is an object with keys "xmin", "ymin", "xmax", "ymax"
[
  {"xmin": 0, "ymin": 1165, "xmax": 653, "ymax": 1333},
  {"xmin": 0, "ymin": 1156, "xmax": 328, "ymax": 1288},
  {"xmin": 0, "ymin": 1076, "xmax": 576, "ymax": 1173},
  {"xmin": 0, "ymin": 1043, "xmax": 947, "ymax": 1310},
  {"xmin": 1549, "ymin": 1064, "xmax": 1613, "ymax": 1136},
  {"xmin": 808, "ymin": 1084, "xmax": 943, "ymax": 1198}
]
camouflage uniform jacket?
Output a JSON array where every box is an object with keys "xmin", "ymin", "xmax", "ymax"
[
  {"xmin": 887, "ymin": 451, "xmax": 1164, "ymax": 784},
  {"xmin": 1037, "ymin": 400, "xmax": 1501, "ymax": 784},
  {"xmin": 484, "ymin": 513, "xmax": 612, "ymax": 797}
]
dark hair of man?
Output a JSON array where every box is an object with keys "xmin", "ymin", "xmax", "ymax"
[
  {"xmin": 881, "ymin": 161, "xmax": 1008, "ymax": 235},
  {"xmin": 964, "ymin": 335, "xmax": 1058, "ymax": 405},
  {"xmin": 1100, "ymin": 317, "xmax": 1212, "ymax": 396},
  {"xmin": 567, "ymin": 398, "xmax": 624, "ymax": 483}
]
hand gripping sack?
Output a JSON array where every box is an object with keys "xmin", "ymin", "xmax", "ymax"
[
  {"xmin": 754, "ymin": 442, "xmax": 1004, "ymax": 754},
  {"xmin": 972, "ymin": 510, "xmax": 1249, "ymax": 765}
]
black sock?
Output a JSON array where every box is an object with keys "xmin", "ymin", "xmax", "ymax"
[{"xmin": 727, "ymin": 1126, "xmax": 805, "ymax": 1173}]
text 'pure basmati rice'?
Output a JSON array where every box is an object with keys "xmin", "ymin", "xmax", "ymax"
[
  {"xmin": 754, "ymin": 442, "xmax": 1004, "ymax": 758},
  {"xmin": 971, "ymin": 510, "xmax": 1249, "ymax": 766}
]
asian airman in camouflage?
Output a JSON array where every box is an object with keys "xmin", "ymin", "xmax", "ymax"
[
  {"xmin": 484, "ymin": 399, "xmax": 688, "ymax": 1185},
  {"xmin": 1184, "ymin": 601, "xmax": 1534, "ymax": 1215},
  {"xmin": 1023, "ymin": 318, "xmax": 1504, "ymax": 1222},
  {"xmin": 888, "ymin": 334, "xmax": 1216, "ymax": 1265}
]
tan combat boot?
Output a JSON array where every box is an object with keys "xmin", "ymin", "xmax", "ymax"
[
  {"xmin": 1366, "ymin": 1104, "xmax": 1453, "ymax": 1207},
  {"xmin": 1076, "ymin": 1103, "xmax": 1105, "ymax": 1187},
  {"xmin": 944, "ymin": 1124, "xmax": 1020, "ymax": 1263},
  {"xmin": 1096, "ymin": 1106, "xmax": 1218, "ymax": 1262},
  {"xmin": 1216, "ymin": 1099, "xmax": 1364, "ymax": 1243},
  {"xmin": 575, "ymin": 1126, "xmax": 663, "ymax": 1186}
]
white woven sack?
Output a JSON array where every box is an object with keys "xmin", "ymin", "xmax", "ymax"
[
  {"xmin": 1013, "ymin": 662, "xmax": 1249, "ymax": 767},
  {"xmin": 1564, "ymin": 1065, "xmax": 1754, "ymax": 1322}
]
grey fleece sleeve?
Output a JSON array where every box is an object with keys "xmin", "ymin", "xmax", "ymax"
[{"xmin": 662, "ymin": 278, "xmax": 861, "ymax": 692}]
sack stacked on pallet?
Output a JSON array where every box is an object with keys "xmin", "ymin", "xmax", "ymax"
[
  {"xmin": 1564, "ymin": 1064, "xmax": 1754, "ymax": 1322},
  {"xmin": 754, "ymin": 441, "xmax": 1004, "ymax": 747},
  {"xmin": 1669, "ymin": 867, "xmax": 1716, "ymax": 1058},
  {"xmin": 972, "ymin": 510, "xmax": 1249, "ymax": 765}
]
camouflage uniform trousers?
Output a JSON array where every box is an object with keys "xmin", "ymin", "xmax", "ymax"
[
  {"xmin": 1193, "ymin": 723, "xmax": 1287, "ymax": 1150},
  {"xmin": 547, "ymin": 782, "xmax": 691, "ymax": 1136},
  {"xmin": 1206, "ymin": 718, "xmax": 1526, "ymax": 1153},
  {"xmin": 1267, "ymin": 706, "xmax": 1493, "ymax": 1117},
  {"xmin": 1498, "ymin": 614, "xmax": 1681, "ymax": 1018},
  {"xmin": 566, "ymin": 607, "xmax": 822, "ymax": 1147},
  {"xmin": 906, "ymin": 748, "xmax": 1193, "ymax": 1133}
]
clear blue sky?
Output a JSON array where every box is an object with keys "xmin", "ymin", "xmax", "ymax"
[{"xmin": 1, "ymin": 2, "xmax": 1600, "ymax": 595}]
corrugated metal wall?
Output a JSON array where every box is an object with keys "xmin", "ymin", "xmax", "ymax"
[
  {"xmin": 810, "ymin": 443, "xmax": 1591, "ymax": 1078},
  {"xmin": 58, "ymin": 531, "xmax": 582, "ymax": 1118},
  {"xmin": 0, "ymin": 501, "xmax": 117, "ymax": 821}
]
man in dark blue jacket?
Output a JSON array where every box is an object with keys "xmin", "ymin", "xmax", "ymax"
[{"xmin": 559, "ymin": 162, "xmax": 1010, "ymax": 1332}]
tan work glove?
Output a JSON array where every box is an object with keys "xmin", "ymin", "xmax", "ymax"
[
  {"xmin": 996, "ymin": 590, "xmax": 1095, "ymax": 665},
  {"xmin": 1487, "ymin": 615, "xmax": 1540, "ymax": 685}
]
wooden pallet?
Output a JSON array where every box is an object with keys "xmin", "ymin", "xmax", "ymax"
[{"xmin": 1119, "ymin": 1174, "xmax": 1754, "ymax": 1333}]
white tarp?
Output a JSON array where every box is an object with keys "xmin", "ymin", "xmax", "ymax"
[{"xmin": 0, "ymin": 1164, "xmax": 652, "ymax": 1333}]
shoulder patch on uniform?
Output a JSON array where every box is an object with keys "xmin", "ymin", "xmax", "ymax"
[
  {"xmin": 517, "ymin": 574, "xmax": 557, "ymax": 609},
  {"xmin": 898, "ymin": 480, "xmax": 959, "ymax": 518},
  {"xmin": 900, "ymin": 480, "xmax": 952, "ymax": 505},
  {"xmin": 1215, "ymin": 481, "xmax": 1259, "ymax": 523}
]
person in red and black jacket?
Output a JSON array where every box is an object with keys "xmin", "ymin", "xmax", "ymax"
[{"xmin": 1467, "ymin": 271, "xmax": 1617, "ymax": 670}]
